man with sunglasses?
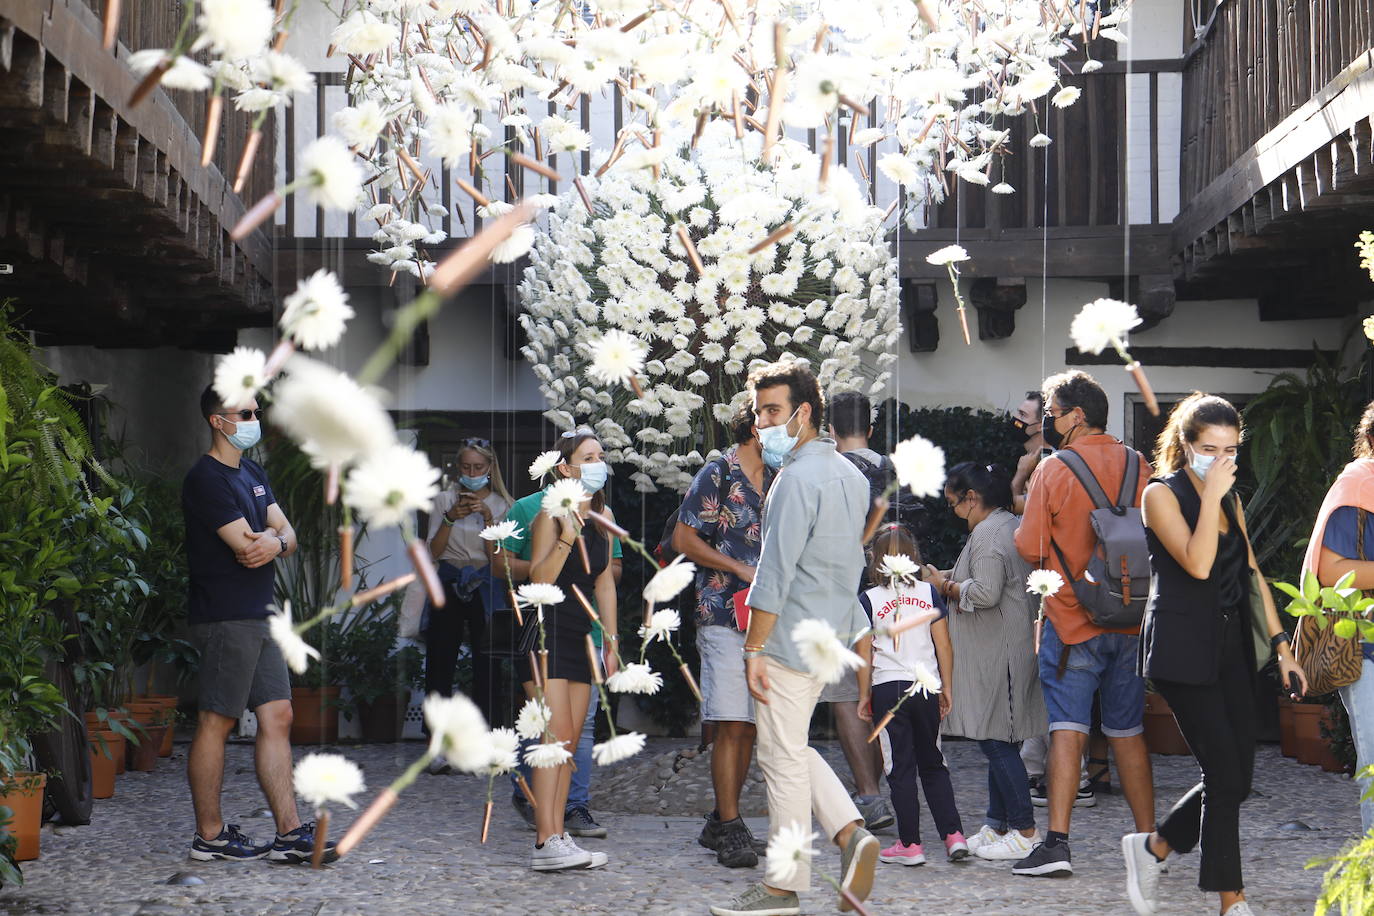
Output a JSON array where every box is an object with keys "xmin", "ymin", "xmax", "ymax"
[{"xmin": 181, "ymin": 385, "xmax": 329, "ymax": 865}]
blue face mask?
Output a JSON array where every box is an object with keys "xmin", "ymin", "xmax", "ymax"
[
  {"xmin": 1189, "ymin": 449, "xmax": 1216, "ymax": 479},
  {"xmin": 223, "ymin": 419, "xmax": 261, "ymax": 451},
  {"xmin": 459, "ymin": 475, "xmax": 489, "ymax": 491},
  {"xmin": 577, "ymin": 461, "xmax": 608, "ymax": 493},
  {"xmin": 758, "ymin": 407, "xmax": 801, "ymax": 469}
]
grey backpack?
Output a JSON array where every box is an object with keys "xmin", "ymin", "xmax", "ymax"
[{"xmin": 1050, "ymin": 447, "xmax": 1149, "ymax": 630}]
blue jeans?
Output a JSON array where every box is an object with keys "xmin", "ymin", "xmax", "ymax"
[
  {"xmin": 1038, "ymin": 617, "xmax": 1145, "ymax": 737},
  {"xmin": 1338, "ymin": 658, "xmax": 1374, "ymax": 834},
  {"xmin": 978, "ymin": 739, "xmax": 1034, "ymax": 831},
  {"xmin": 511, "ymin": 689, "xmax": 597, "ymax": 809}
]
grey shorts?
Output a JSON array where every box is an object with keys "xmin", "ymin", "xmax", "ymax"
[
  {"xmin": 698, "ymin": 625, "xmax": 754, "ymax": 723},
  {"xmin": 818, "ymin": 669, "xmax": 861, "ymax": 704},
  {"xmin": 190, "ymin": 618, "xmax": 292, "ymax": 719}
]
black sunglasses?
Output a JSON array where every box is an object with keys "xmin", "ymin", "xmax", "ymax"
[{"xmin": 218, "ymin": 409, "xmax": 264, "ymax": 421}]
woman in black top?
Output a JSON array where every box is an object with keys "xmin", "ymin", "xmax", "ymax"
[
  {"xmin": 521, "ymin": 431, "xmax": 620, "ymax": 869},
  {"xmin": 1122, "ymin": 394, "xmax": 1306, "ymax": 916}
]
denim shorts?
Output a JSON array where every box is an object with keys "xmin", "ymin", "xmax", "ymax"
[
  {"xmin": 190, "ymin": 618, "xmax": 292, "ymax": 719},
  {"xmin": 698, "ymin": 625, "xmax": 754, "ymax": 723},
  {"xmin": 1037, "ymin": 617, "xmax": 1145, "ymax": 737}
]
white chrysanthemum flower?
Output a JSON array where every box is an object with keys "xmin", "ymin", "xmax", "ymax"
[
  {"xmin": 541, "ymin": 478, "xmax": 588, "ymax": 520},
  {"xmin": 638, "ymin": 608, "xmax": 681, "ymax": 644},
  {"xmin": 213, "ymin": 346, "xmax": 266, "ymax": 410},
  {"xmin": 485, "ymin": 727, "xmax": 520, "ymax": 775},
  {"xmin": 1029, "ymin": 133, "xmax": 1053, "ymax": 148},
  {"xmin": 1069, "ymin": 298, "xmax": 1142, "ymax": 356},
  {"xmin": 270, "ymin": 355, "xmax": 395, "ymax": 469},
  {"xmin": 924, "ymin": 244, "xmax": 969, "ymax": 266},
  {"xmin": 852, "ymin": 127, "xmax": 886, "ymax": 147},
  {"xmin": 299, "ymin": 136, "xmax": 363, "ymax": 212},
  {"xmin": 766, "ymin": 822, "xmax": 819, "ymax": 886},
  {"xmin": 1013, "ymin": 66, "xmax": 1058, "ymax": 102},
  {"xmin": 480, "ymin": 519, "xmax": 521, "ymax": 546},
  {"xmin": 889, "ymin": 435, "xmax": 946, "ymax": 498},
  {"xmin": 528, "ymin": 450, "xmax": 561, "ymax": 480},
  {"xmin": 1081, "ymin": 59, "xmax": 1104, "ymax": 74},
  {"xmin": 423, "ymin": 692, "xmax": 491, "ymax": 772},
  {"xmin": 991, "ymin": 182, "xmax": 1015, "ymax": 195},
  {"xmin": 524, "ymin": 741, "xmax": 572, "ymax": 769},
  {"xmin": 642, "ymin": 555, "xmax": 696, "ymax": 605},
  {"xmin": 253, "ymin": 51, "xmax": 313, "ymax": 96},
  {"xmin": 490, "ymin": 224, "xmax": 535, "ymax": 264},
  {"xmin": 196, "ymin": 0, "xmax": 274, "ymax": 59},
  {"xmin": 592, "ymin": 732, "xmax": 646, "ymax": 765},
  {"xmin": 343, "ymin": 444, "xmax": 441, "ymax": 529},
  {"xmin": 605, "ymin": 662, "xmax": 663, "ymax": 695},
  {"xmin": 280, "ymin": 269, "xmax": 354, "ymax": 351},
  {"xmin": 331, "ymin": 10, "xmax": 398, "ymax": 55},
  {"xmin": 586, "ymin": 329, "xmax": 649, "ymax": 387},
  {"xmin": 332, "ymin": 100, "xmax": 386, "ymax": 149},
  {"xmin": 877, "ymin": 153, "xmax": 920, "ymax": 187},
  {"xmin": 267, "ymin": 603, "xmax": 318, "ymax": 674},
  {"xmin": 517, "ymin": 582, "xmax": 565, "ymax": 607},
  {"xmin": 129, "ymin": 50, "xmax": 211, "ymax": 91},
  {"xmin": 294, "ymin": 753, "xmax": 365, "ymax": 810},
  {"xmin": 905, "ymin": 661, "xmax": 942, "ymax": 697},
  {"xmin": 1026, "ymin": 569, "xmax": 1066, "ymax": 597},
  {"xmin": 792, "ymin": 618, "xmax": 865, "ymax": 685},
  {"xmin": 515, "ymin": 698, "xmax": 552, "ymax": 741},
  {"xmin": 1051, "ymin": 86, "xmax": 1082, "ymax": 108},
  {"xmin": 879, "ymin": 554, "xmax": 921, "ymax": 585}
]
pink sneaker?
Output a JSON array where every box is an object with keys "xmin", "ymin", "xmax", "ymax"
[
  {"xmin": 944, "ymin": 831, "xmax": 970, "ymax": 861},
  {"xmin": 878, "ymin": 841, "xmax": 926, "ymax": 866}
]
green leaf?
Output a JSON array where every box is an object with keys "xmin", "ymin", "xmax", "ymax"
[
  {"xmin": 1335, "ymin": 570, "xmax": 1358, "ymax": 591},
  {"xmin": 1334, "ymin": 617, "xmax": 1358, "ymax": 640},
  {"xmin": 1273, "ymin": 581, "xmax": 1304, "ymax": 601},
  {"xmin": 1302, "ymin": 568, "xmax": 1321, "ymax": 604}
]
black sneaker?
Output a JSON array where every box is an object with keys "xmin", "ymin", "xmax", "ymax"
[
  {"xmin": 269, "ymin": 821, "xmax": 339, "ymax": 865},
  {"xmin": 1029, "ymin": 778, "xmax": 1095, "ymax": 808},
  {"xmin": 189, "ymin": 823, "xmax": 271, "ymax": 861},
  {"xmin": 699, "ymin": 813, "xmax": 766, "ymax": 855},
  {"xmin": 1011, "ymin": 840, "xmax": 1073, "ymax": 877},
  {"xmin": 715, "ymin": 818, "xmax": 760, "ymax": 868},
  {"xmin": 564, "ymin": 805, "xmax": 608, "ymax": 839},
  {"xmin": 512, "ymin": 792, "xmax": 537, "ymax": 831}
]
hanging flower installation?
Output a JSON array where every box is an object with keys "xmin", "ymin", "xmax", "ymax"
[{"xmin": 518, "ymin": 124, "xmax": 902, "ymax": 491}]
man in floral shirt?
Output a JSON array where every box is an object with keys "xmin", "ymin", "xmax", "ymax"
[{"xmin": 673, "ymin": 405, "xmax": 773, "ymax": 869}]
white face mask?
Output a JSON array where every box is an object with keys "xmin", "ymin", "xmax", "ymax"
[{"xmin": 1189, "ymin": 449, "xmax": 1216, "ymax": 479}]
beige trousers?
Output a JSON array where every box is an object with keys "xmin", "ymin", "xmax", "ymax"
[{"xmin": 755, "ymin": 655, "xmax": 862, "ymax": 893}]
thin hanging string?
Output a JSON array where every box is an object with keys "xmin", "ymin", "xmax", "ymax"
[{"xmin": 1036, "ymin": 107, "xmax": 1051, "ymax": 564}]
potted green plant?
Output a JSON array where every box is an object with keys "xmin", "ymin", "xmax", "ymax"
[{"xmin": 337, "ymin": 598, "xmax": 423, "ymax": 743}]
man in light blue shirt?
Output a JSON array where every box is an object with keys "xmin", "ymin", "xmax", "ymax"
[{"xmin": 709, "ymin": 360, "xmax": 878, "ymax": 916}]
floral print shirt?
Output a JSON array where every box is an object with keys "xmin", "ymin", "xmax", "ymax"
[{"xmin": 678, "ymin": 446, "xmax": 772, "ymax": 629}]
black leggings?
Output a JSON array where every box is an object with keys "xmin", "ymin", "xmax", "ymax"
[
  {"xmin": 1152, "ymin": 613, "xmax": 1256, "ymax": 893},
  {"xmin": 424, "ymin": 590, "xmax": 494, "ymax": 721},
  {"xmin": 871, "ymin": 681, "xmax": 963, "ymax": 846}
]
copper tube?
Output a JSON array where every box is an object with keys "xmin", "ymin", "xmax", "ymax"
[
  {"xmin": 838, "ymin": 888, "xmax": 872, "ymax": 916},
  {"xmin": 731, "ymin": 92, "xmax": 744, "ymax": 140},
  {"xmin": 263, "ymin": 338, "xmax": 295, "ymax": 379},
  {"xmin": 715, "ymin": 0, "xmax": 739, "ymax": 32},
  {"xmin": 956, "ymin": 304, "xmax": 972, "ymax": 346},
  {"xmin": 454, "ymin": 177, "xmax": 490, "ymax": 208},
  {"xmin": 336, "ymin": 788, "xmax": 397, "ymax": 858},
  {"xmin": 508, "ymin": 586, "xmax": 523, "ymax": 627},
  {"xmin": 619, "ymin": 8, "xmax": 654, "ymax": 31},
  {"xmin": 761, "ymin": 68, "xmax": 787, "ymax": 164},
  {"xmin": 233, "ymin": 128, "xmax": 263, "ymax": 194},
  {"xmin": 396, "ymin": 146, "xmax": 427, "ymax": 185},
  {"xmin": 200, "ymin": 94, "xmax": 223, "ymax": 168},
  {"xmin": 812, "ymin": 23, "xmax": 829, "ymax": 52},
  {"xmin": 311, "ymin": 809, "xmax": 330, "ymax": 869},
  {"xmin": 128, "ymin": 58, "xmax": 171, "ymax": 108},
  {"xmin": 1126, "ymin": 361, "xmax": 1159, "ymax": 416},
  {"xmin": 883, "ymin": 608, "xmax": 939, "ymax": 639},
  {"xmin": 480, "ymin": 800, "xmax": 494, "ymax": 844},
  {"xmin": 882, "ymin": 198, "xmax": 899, "ymax": 222},
  {"xmin": 539, "ymin": 649, "xmax": 549, "ymax": 686},
  {"xmin": 748, "ymin": 223, "xmax": 796, "ymax": 254},
  {"xmin": 429, "ymin": 204, "xmax": 533, "ymax": 297},
  {"xmin": 339, "ymin": 526, "xmax": 354, "ymax": 592},
  {"xmin": 691, "ymin": 112, "xmax": 708, "ymax": 149},
  {"xmin": 742, "ymin": 115, "xmax": 767, "ymax": 136},
  {"xmin": 585, "ymin": 510, "xmax": 629, "ymax": 539},
  {"xmin": 516, "ymin": 773, "xmax": 538, "ymax": 809},
  {"xmin": 409, "ymin": 541, "xmax": 445, "ymax": 607},
  {"xmin": 351, "ymin": 573, "xmax": 418, "ymax": 608},
  {"xmin": 576, "ymin": 532, "xmax": 591, "ymax": 575},
  {"xmin": 585, "ymin": 634, "xmax": 603, "ymax": 685},
  {"xmin": 573, "ymin": 177, "xmax": 594, "ymax": 214},
  {"xmin": 818, "ymin": 134, "xmax": 834, "ymax": 190},
  {"xmin": 102, "ymin": 0, "xmax": 121, "ymax": 51},
  {"xmin": 866, "ymin": 708, "xmax": 896, "ymax": 743},
  {"xmin": 273, "ymin": 28, "xmax": 290, "ymax": 52},
  {"xmin": 629, "ymin": 376, "xmax": 645, "ymax": 399},
  {"xmin": 837, "ymin": 95, "xmax": 870, "ymax": 117},
  {"xmin": 229, "ymin": 190, "xmax": 282, "ymax": 242},
  {"xmin": 325, "ymin": 463, "xmax": 339, "ymax": 505},
  {"xmin": 528, "ymin": 650, "xmax": 544, "ymax": 691},
  {"xmin": 675, "ymin": 225, "xmax": 705, "ymax": 276},
  {"xmin": 569, "ymin": 583, "xmax": 601, "ymax": 625},
  {"xmin": 509, "ymin": 152, "xmax": 560, "ymax": 182},
  {"xmin": 679, "ymin": 663, "xmax": 702, "ymax": 703},
  {"xmin": 915, "ymin": 0, "xmax": 939, "ymax": 31}
]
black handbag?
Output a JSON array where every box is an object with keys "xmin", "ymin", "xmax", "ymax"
[{"xmin": 484, "ymin": 605, "xmax": 540, "ymax": 659}]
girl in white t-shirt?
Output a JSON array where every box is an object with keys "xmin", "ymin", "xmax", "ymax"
[{"xmin": 856, "ymin": 525, "xmax": 964, "ymax": 866}]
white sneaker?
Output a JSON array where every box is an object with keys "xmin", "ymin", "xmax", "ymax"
[
  {"xmin": 1121, "ymin": 833, "xmax": 1161, "ymax": 914},
  {"xmin": 1222, "ymin": 901, "xmax": 1256, "ymax": 916},
  {"xmin": 973, "ymin": 828, "xmax": 1040, "ymax": 861},
  {"xmin": 966, "ymin": 824, "xmax": 1004, "ymax": 854},
  {"xmin": 531, "ymin": 833, "xmax": 592, "ymax": 871},
  {"xmin": 562, "ymin": 833, "xmax": 608, "ymax": 869}
]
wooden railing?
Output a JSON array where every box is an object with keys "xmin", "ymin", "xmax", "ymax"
[{"xmin": 1180, "ymin": 0, "xmax": 1374, "ymax": 202}]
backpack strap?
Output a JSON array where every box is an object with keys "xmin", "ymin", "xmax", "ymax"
[{"xmin": 1057, "ymin": 446, "xmax": 1139, "ymax": 516}]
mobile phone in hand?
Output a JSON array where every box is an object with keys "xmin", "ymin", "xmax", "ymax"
[{"xmin": 1287, "ymin": 670, "xmax": 1303, "ymax": 699}]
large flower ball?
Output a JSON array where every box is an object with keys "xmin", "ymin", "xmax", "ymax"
[{"xmin": 517, "ymin": 123, "xmax": 901, "ymax": 492}]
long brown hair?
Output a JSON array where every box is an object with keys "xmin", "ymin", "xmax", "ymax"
[
  {"xmin": 865, "ymin": 524, "xmax": 923, "ymax": 588},
  {"xmin": 1152, "ymin": 392, "xmax": 1243, "ymax": 473},
  {"xmin": 1353, "ymin": 400, "xmax": 1374, "ymax": 459},
  {"xmin": 556, "ymin": 431, "xmax": 606, "ymax": 514}
]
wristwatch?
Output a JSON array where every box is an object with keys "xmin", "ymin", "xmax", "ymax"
[{"xmin": 276, "ymin": 535, "xmax": 288, "ymax": 555}]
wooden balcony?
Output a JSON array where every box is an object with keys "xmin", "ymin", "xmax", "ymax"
[
  {"xmin": 1172, "ymin": 0, "xmax": 1374, "ymax": 315},
  {"xmin": 0, "ymin": 0, "xmax": 274, "ymax": 350}
]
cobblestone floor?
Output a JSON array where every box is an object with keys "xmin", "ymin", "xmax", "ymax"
[{"xmin": 0, "ymin": 738, "xmax": 1359, "ymax": 915}]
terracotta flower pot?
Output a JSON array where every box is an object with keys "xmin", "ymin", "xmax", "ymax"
[
  {"xmin": 134, "ymin": 696, "xmax": 179, "ymax": 757},
  {"xmin": 1291, "ymin": 702, "xmax": 1343, "ymax": 770},
  {"xmin": 0, "ymin": 773, "xmax": 47, "ymax": 861},
  {"xmin": 355, "ymin": 692, "xmax": 407, "ymax": 743},
  {"xmin": 88, "ymin": 735, "xmax": 117, "ymax": 799},
  {"xmin": 1143, "ymin": 692, "xmax": 1191, "ymax": 756},
  {"xmin": 103, "ymin": 709, "xmax": 133, "ymax": 775},
  {"xmin": 127, "ymin": 724, "xmax": 168, "ymax": 772},
  {"xmin": 290, "ymin": 686, "xmax": 342, "ymax": 745},
  {"xmin": 1277, "ymin": 698, "xmax": 1298, "ymax": 758}
]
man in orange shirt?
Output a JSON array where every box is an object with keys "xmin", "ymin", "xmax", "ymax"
[{"xmin": 1012, "ymin": 370, "xmax": 1156, "ymax": 878}]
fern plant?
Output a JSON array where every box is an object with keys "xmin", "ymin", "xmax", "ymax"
[{"xmin": 1310, "ymin": 766, "xmax": 1374, "ymax": 915}]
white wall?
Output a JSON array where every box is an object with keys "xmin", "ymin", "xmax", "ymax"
[{"xmin": 1120, "ymin": 0, "xmax": 1188, "ymax": 60}]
